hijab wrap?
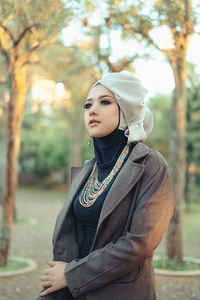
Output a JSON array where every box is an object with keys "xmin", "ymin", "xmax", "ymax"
[{"xmin": 93, "ymin": 70, "xmax": 153, "ymax": 144}]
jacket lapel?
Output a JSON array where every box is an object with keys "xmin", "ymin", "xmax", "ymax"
[
  {"xmin": 95, "ymin": 142, "xmax": 149, "ymax": 232},
  {"xmin": 53, "ymin": 159, "xmax": 95, "ymax": 243},
  {"xmin": 96, "ymin": 161, "xmax": 144, "ymax": 232},
  {"xmin": 54, "ymin": 142, "xmax": 149, "ymax": 244}
]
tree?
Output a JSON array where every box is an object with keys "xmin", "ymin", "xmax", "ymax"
[
  {"xmin": 0, "ymin": 88, "xmax": 9, "ymax": 207},
  {"xmin": 0, "ymin": 0, "xmax": 72, "ymax": 266},
  {"xmin": 185, "ymin": 64, "xmax": 200, "ymax": 207},
  {"xmin": 32, "ymin": 43, "xmax": 100, "ymax": 169}
]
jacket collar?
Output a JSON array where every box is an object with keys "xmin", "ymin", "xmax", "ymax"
[
  {"xmin": 53, "ymin": 142, "xmax": 149, "ymax": 244},
  {"xmin": 83, "ymin": 141, "xmax": 149, "ymax": 169}
]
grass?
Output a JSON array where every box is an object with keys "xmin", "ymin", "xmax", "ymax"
[
  {"xmin": 0, "ymin": 259, "xmax": 28, "ymax": 272},
  {"xmin": 155, "ymin": 201, "xmax": 200, "ymax": 260},
  {"xmin": 154, "ymin": 201, "xmax": 200, "ymax": 271},
  {"xmin": 153, "ymin": 255, "xmax": 200, "ymax": 271},
  {"xmin": 14, "ymin": 217, "xmax": 29, "ymax": 224}
]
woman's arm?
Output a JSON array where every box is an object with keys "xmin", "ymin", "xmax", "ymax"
[{"xmin": 64, "ymin": 151, "xmax": 176, "ymax": 298}]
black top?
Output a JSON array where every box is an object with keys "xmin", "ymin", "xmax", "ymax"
[{"xmin": 73, "ymin": 128, "xmax": 135, "ymax": 258}]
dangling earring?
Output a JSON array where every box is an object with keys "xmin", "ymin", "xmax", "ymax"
[{"xmin": 87, "ymin": 136, "xmax": 92, "ymax": 153}]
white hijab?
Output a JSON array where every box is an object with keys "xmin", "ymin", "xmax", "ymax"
[{"xmin": 93, "ymin": 70, "xmax": 153, "ymax": 144}]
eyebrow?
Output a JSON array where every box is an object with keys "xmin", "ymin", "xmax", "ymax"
[{"xmin": 86, "ymin": 95, "xmax": 113, "ymax": 102}]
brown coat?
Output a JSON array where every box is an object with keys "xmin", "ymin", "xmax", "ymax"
[{"xmin": 52, "ymin": 142, "xmax": 176, "ymax": 300}]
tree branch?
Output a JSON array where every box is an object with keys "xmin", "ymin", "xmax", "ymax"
[
  {"xmin": 134, "ymin": 28, "xmax": 165, "ymax": 53},
  {"xmin": 21, "ymin": 43, "xmax": 40, "ymax": 66},
  {"xmin": 0, "ymin": 23, "xmax": 15, "ymax": 43},
  {"xmin": 97, "ymin": 53, "xmax": 137, "ymax": 72},
  {"xmin": 185, "ymin": 0, "xmax": 194, "ymax": 35},
  {"xmin": 21, "ymin": 38, "xmax": 59, "ymax": 66},
  {"xmin": 119, "ymin": 56, "xmax": 138, "ymax": 69},
  {"xmin": 14, "ymin": 23, "xmax": 40, "ymax": 47},
  {"xmin": 0, "ymin": 39, "xmax": 10, "ymax": 62}
]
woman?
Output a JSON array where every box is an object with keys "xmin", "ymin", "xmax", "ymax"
[{"xmin": 37, "ymin": 71, "xmax": 176, "ymax": 300}]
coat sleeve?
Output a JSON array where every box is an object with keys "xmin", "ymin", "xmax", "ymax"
[{"xmin": 64, "ymin": 150, "xmax": 176, "ymax": 298}]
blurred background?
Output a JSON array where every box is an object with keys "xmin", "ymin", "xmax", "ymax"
[{"xmin": 0, "ymin": 1, "xmax": 200, "ymax": 299}]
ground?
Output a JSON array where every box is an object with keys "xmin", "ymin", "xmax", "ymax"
[{"xmin": 0, "ymin": 187, "xmax": 200, "ymax": 300}]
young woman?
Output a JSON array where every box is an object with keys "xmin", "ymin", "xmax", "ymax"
[{"xmin": 36, "ymin": 71, "xmax": 176, "ymax": 300}]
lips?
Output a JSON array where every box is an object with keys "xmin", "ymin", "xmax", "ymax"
[{"xmin": 89, "ymin": 120, "xmax": 101, "ymax": 126}]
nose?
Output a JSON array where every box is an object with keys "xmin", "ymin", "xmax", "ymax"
[{"xmin": 88, "ymin": 102, "xmax": 98, "ymax": 116}]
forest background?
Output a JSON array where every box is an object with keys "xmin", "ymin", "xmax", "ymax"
[{"xmin": 0, "ymin": 0, "xmax": 200, "ymax": 272}]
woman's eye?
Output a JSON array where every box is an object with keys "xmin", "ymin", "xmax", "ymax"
[
  {"xmin": 83, "ymin": 103, "xmax": 92, "ymax": 109},
  {"xmin": 101, "ymin": 100, "xmax": 111, "ymax": 105}
]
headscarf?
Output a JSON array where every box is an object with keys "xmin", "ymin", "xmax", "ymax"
[{"xmin": 93, "ymin": 70, "xmax": 153, "ymax": 144}]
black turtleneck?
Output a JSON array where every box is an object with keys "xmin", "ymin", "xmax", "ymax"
[
  {"xmin": 93, "ymin": 127, "xmax": 128, "ymax": 182},
  {"xmin": 73, "ymin": 128, "xmax": 136, "ymax": 258}
]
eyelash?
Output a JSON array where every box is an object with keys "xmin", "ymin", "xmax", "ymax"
[{"xmin": 83, "ymin": 100, "xmax": 111, "ymax": 109}]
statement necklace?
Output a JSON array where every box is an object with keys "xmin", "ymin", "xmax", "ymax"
[{"xmin": 79, "ymin": 144, "xmax": 130, "ymax": 208}]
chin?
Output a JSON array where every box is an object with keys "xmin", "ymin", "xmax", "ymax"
[
  {"xmin": 87, "ymin": 125, "xmax": 118, "ymax": 138},
  {"xmin": 90, "ymin": 133, "xmax": 105, "ymax": 138},
  {"xmin": 90, "ymin": 131, "xmax": 113, "ymax": 138}
]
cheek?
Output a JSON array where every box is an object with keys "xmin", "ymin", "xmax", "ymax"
[{"xmin": 111, "ymin": 106, "xmax": 120, "ymax": 125}]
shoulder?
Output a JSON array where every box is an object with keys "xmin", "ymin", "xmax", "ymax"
[
  {"xmin": 139, "ymin": 144, "xmax": 169, "ymax": 180},
  {"xmin": 83, "ymin": 159, "xmax": 92, "ymax": 165},
  {"xmin": 134, "ymin": 141, "xmax": 168, "ymax": 169},
  {"xmin": 136, "ymin": 145, "xmax": 171, "ymax": 194},
  {"xmin": 69, "ymin": 158, "xmax": 95, "ymax": 182},
  {"xmin": 146, "ymin": 147, "xmax": 168, "ymax": 169}
]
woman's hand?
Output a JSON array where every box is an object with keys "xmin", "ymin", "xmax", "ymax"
[{"xmin": 40, "ymin": 259, "xmax": 68, "ymax": 297}]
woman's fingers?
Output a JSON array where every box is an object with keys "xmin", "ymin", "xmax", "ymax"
[
  {"xmin": 40, "ymin": 286, "xmax": 55, "ymax": 297},
  {"xmin": 46, "ymin": 259, "xmax": 56, "ymax": 267},
  {"xmin": 40, "ymin": 274, "xmax": 49, "ymax": 282},
  {"xmin": 41, "ymin": 280, "xmax": 52, "ymax": 288},
  {"xmin": 42, "ymin": 268, "xmax": 50, "ymax": 276},
  {"xmin": 40, "ymin": 274, "xmax": 52, "ymax": 287}
]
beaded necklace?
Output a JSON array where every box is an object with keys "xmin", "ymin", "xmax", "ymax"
[{"xmin": 79, "ymin": 144, "xmax": 129, "ymax": 208}]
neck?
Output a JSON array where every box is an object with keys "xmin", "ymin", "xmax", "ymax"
[{"xmin": 92, "ymin": 128, "xmax": 128, "ymax": 168}]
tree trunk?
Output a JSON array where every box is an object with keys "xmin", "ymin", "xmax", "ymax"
[
  {"xmin": 166, "ymin": 67, "xmax": 186, "ymax": 263},
  {"xmin": 0, "ymin": 99, "xmax": 8, "ymax": 206},
  {"xmin": 0, "ymin": 61, "xmax": 27, "ymax": 266},
  {"xmin": 184, "ymin": 159, "xmax": 191, "ymax": 210}
]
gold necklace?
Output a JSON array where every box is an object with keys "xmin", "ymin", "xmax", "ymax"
[{"xmin": 79, "ymin": 144, "xmax": 129, "ymax": 208}]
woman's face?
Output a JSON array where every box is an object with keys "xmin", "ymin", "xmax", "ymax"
[{"xmin": 84, "ymin": 84, "xmax": 119, "ymax": 138}]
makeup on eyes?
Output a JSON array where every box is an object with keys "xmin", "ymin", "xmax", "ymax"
[
  {"xmin": 86, "ymin": 95, "xmax": 113, "ymax": 102},
  {"xmin": 83, "ymin": 96, "xmax": 113, "ymax": 109}
]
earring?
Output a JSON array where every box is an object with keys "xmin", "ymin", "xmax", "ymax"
[{"xmin": 87, "ymin": 136, "xmax": 93, "ymax": 153}]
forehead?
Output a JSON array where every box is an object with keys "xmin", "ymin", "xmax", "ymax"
[{"xmin": 87, "ymin": 83, "xmax": 115, "ymax": 100}]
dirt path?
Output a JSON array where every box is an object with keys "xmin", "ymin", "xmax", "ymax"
[{"xmin": 0, "ymin": 187, "xmax": 199, "ymax": 300}]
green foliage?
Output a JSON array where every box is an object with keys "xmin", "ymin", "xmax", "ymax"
[
  {"xmin": 20, "ymin": 107, "xmax": 70, "ymax": 179},
  {"xmin": 31, "ymin": 42, "xmax": 99, "ymax": 168},
  {"xmin": 147, "ymin": 93, "xmax": 172, "ymax": 158},
  {"xmin": 32, "ymin": 130, "xmax": 69, "ymax": 177},
  {"xmin": 185, "ymin": 64, "xmax": 200, "ymax": 201},
  {"xmin": 186, "ymin": 64, "xmax": 200, "ymax": 165},
  {"xmin": 0, "ymin": 0, "xmax": 71, "ymax": 41}
]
